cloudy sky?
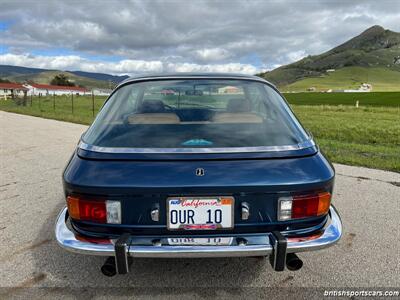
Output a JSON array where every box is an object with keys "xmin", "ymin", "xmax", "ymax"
[{"xmin": 0, "ymin": 0, "xmax": 399, "ymax": 76}]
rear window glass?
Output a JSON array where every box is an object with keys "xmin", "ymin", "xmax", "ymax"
[{"xmin": 83, "ymin": 79, "xmax": 309, "ymax": 149}]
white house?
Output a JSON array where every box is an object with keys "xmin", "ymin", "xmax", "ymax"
[
  {"xmin": 0, "ymin": 82, "xmax": 29, "ymax": 99},
  {"xmin": 24, "ymin": 83, "xmax": 89, "ymax": 96},
  {"xmin": 218, "ymin": 86, "xmax": 242, "ymax": 94}
]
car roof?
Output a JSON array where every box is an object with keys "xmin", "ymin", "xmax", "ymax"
[{"xmin": 118, "ymin": 72, "xmax": 274, "ymax": 87}]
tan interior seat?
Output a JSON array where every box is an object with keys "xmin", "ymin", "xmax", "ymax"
[
  {"xmin": 212, "ymin": 113, "xmax": 263, "ymax": 123},
  {"xmin": 128, "ymin": 113, "xmax": 180, "ymax": 124},
  {"xmin": 212, "ymin": 98, "xmax": 263, "ymax": 123}
]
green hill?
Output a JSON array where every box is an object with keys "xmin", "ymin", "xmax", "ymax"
[
  {"xmin": 0, "ymin": 65, "xmax": 128, "ymax": 87},
  {"xmin": 258, "ymin": 25, "xmax": 400, "ymax": 91},
  {"xmin": 4, "ymin": 70, "xmax": 114, "ymax": 89}
]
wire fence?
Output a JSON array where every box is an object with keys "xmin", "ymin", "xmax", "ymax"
[{"xmin": 0, "ymin": 93, "xmax": 109, "ymax": 124}]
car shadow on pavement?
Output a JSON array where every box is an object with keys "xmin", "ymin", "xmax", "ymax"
[{"xmin": 30, "ymin": 204, "xmax": 270, "ymax": 297}]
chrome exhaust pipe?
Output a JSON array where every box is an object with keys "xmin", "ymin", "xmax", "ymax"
[
  {"xmin": 286, "ymin": 253, "xmax": 303, "ymax": 271},
  {"xmin": 101, "ymin": 256, "xmax": 117, "ymax": 277}
]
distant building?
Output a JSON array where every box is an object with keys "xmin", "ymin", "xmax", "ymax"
[
  {"xmin": 92, "ymin": 88, "xmax": 112, "ymax": 96},
  {"xmin": 218, "ymin": 86, "xmax": 241, "ymax": 94},
  {"xmin": 24, "ymin": 83, "xmax": 89, "ymax": 96},
  {"xmin": 326, "ymin": 69, "xmax": 336, "ymax": 73},
  {"xmin": 360, "ymin": 83, "xmax": 372, "ymax": 91},
  {"xmin": 343, "ymin": 83, "xmax": 372, "ymax": 93},
  {"xmin": 0, "ymin": 83, "xmax": 29, "ymax": 99}
]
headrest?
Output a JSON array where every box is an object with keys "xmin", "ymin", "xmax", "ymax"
[
  {"xmin": 226, "ymin": 99, "xmax": 251, "ymax": 112},
  {"xmin": 139, "ymin": 100, "xmax": 166, "ymax": 113}
]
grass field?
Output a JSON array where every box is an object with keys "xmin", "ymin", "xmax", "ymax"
[
  {"xmin": 282, "ymin": 67, "xmax": 400, "ymax": 92},
  {"xmin": 284, "ymin": 92, "xmax": 400, "ymax": 106},
  {"xmin": 0, "ymin": 94, "xmax": 399, "ymax": 172},
  {"xmin": 0, "ymin": 95, "xmax": 107, "ymax": 124},
  {"xmin": 294, "ymin": 105, "xmax": 399, "ymax": 172}
]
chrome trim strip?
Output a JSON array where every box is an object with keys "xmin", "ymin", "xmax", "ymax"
[
  {"xmin": 55, "ymin": 206, "xmax": 342, "ymax": 258},
  {"xmin": 78, "ymin": 139, "xmax": 316, "ymax": 154}
]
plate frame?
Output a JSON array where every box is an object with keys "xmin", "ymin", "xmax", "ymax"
[{"xmin": 166, "ymin": 196, "xmax": 235, "ymax": 230}]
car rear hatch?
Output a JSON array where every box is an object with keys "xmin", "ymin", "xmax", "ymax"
[{"xmin": 63, "ymin": 144, "xmax": 334, "ymax": 237}]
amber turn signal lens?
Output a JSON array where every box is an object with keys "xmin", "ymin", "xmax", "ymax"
[
  {"xmin": 317, "ymin": 192, "xmax": 331, "ymax": 216},
  {"xmin": 67, "ymin": 195, "xmax": 80, "ymax": 219}
]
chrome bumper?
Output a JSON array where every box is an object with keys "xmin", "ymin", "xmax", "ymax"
[{"xmin": 55, "ymin": 206, "xmax": 342, "ymax": 259}]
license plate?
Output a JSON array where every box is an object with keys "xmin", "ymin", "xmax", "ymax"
[
  {"xmin": 167, "ymin": 237, "xmax": 233, "ymax": 246},
  {"xmin": 167, "ymin": 197, "xmax": 234, "ymax": 230}
]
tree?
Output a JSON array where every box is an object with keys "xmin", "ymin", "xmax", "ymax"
[{"xmin": 50, "ymin": 74, "xmax": 75, "ymax": 86}]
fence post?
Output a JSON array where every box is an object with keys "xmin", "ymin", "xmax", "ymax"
[
  {"xmin": 71, "ymin": 93, "xmax": 74, "ymax": 114},
  {"xmin": 53, "ymin": 93, "xmax": 56, "ymax": 111},
  {"xmin": 30, "ymin": 93, "xmax": 32, "ymax": 106},
  {"xmin": 39, "ymin": 94, "xmax": 41, "ymax": 111},
  {"xmin": 92, "ymin": 91, "xmax": 95, "ymax": 117}
]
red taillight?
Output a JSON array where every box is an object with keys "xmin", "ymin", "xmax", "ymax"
[
  {"xmin": 278, "ymin": 192, "xmax": 331, "ymax": 221},
  {"xmin": 79, "ymin": 199, "xmax": 107, "ymax": 223},
  {"xmin": 291, "ymin": 194, "xmax": 320, "ymax": 219},
  {"xmin": 67, "ymin": 196, "xmax": 107, "ymax": 223}
]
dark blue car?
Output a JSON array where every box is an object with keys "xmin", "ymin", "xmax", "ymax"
[{"xmin": 55, "ymin": 73, "xmax": 342, "ymax": 276}]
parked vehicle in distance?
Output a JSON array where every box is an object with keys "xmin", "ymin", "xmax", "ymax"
[{"xmin": 55, "ymin": 73, "xmax": 342, "ymax": 276}]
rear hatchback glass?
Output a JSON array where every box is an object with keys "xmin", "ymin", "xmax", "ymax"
[{"xmin": 83, "ymin": 79, "xmax": 309, "ymax": 150}]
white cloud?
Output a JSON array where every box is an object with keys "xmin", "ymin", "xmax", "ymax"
[
  {"xmin": 195, "ymin": 48, "xmax": 231, "ymax": 62},
  {"xmin": 1, "ymin": 0, "xmax": 399, "ymax": 71},
  {"xmin": 167, "ymin": 62, "xmax": 258, "ymax": 74},
  {"xmin": 81, "ymin": 59, "xmax": 164, "ymax": 74},
  {"xmin": 0, "ymin": 53, "xmax": 260, "ymax": 75},
  {"xmin": 0, "ymin": 53, "xmax": 83, "ymax": 70}
]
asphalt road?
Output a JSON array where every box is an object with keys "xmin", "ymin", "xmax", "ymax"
[{"xmin": 0, "ymin": 111, "xmax": 399, "ymax": 298}]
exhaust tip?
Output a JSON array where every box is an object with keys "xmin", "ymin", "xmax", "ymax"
[
  {"xmin": 286, "ymin": 253, "xmax": 303, "ymax": 271},
  {"xmin": 101, "ymin": 256, "xmax": 117, "ymax": 277}
]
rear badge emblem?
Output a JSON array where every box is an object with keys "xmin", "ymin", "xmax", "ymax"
[{"xmin": 195, "ymin": 168, "xmax": 205, "ymax": 176}]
